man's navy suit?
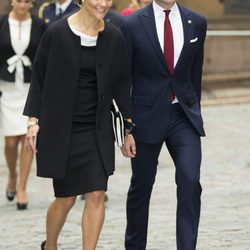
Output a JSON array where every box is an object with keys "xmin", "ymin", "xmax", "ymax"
[{"xmin": 121, "ymin": 2, "xmax": 207, "ymax": 250}]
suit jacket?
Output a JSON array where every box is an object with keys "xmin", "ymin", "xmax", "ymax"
[
  {"xmin": 23, "ymin": 19, "xmax": 132, "ymax": 179},
  {"xmin": 0, "ymin": 14, "xmax": 46, "ymax": 82},
  {"xmin": 104, "ymin": 9, "xmax": 124, "ymax": 28},
  {"xmin": 121, "ymin": 3, "xmax": 207, "ymax": 144},
  {"xmin": 40, "ymin": 0, "xmax": 79, "ymax": 24}
]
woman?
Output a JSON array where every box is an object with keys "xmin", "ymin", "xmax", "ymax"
[
  {"xmin": 0, "ymin": 0, "xmax": 46, "ymax": 210},
  {"xmin": 24, "ymin": 0, "xmax": 135, "ymax": 249},
  {"xmin": 121, "ymin": 0, "xmax": 152, "ymax": 16}
]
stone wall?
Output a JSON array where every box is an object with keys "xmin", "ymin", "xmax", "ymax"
[
  {"xmin": 0, "ymin": 0, "xmax": 10, "ymax": 15},
  {"xmin": 204, "ymin": 35, "xmax": 250, "ymax": 75},
  {"xmin": 178, "ymin": 0, "xmax": 224, "ymax": 17}
]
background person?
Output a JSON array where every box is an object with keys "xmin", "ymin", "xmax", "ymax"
[
  {"xmin": 23, "ymin": 0, "xmax": 134, "ymax": 249},
  {"xmin": 121, "ymin": 0, "xmax": 152, "ymax": 16},
  {"xmin": 38, "ymin": 0, "xmax": 79, "ymax": 24},
  {"xmin": 0, "ymin": 0, "xmax": 46, "ymax": 210},
  {"xmin": 39, "ymin": 0, "xmax": 124, "ymax": 28}
]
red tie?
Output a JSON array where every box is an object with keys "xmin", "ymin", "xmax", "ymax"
[
  {"xmin": 164, "ymin": 10, "xmax": 175, "ymax": 101},
  {"xmin": 164, "ymin": 10, "xmax": 174, "ymax": 75}
]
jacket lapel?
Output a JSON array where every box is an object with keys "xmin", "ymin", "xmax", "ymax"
[
  {"xmin": 4, "ymin": 15, "xmax": 16, "ymax": 56},
  {"xmin": 173, "ymin": 4, "xmax": 192, "ymax": 74},
  {"xmin": 139, "ymin": 5, "xmax": 169, "ymax": 74}
]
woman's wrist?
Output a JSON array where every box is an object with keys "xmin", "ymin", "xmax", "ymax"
[{"xmin": 27, "ymin": 117, "xmax": 38, "ymax": 128}]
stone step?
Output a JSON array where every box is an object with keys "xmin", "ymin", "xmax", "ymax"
[{"xmin": 203, "ymin": 71, "xmax": 250, "ymax": 83}]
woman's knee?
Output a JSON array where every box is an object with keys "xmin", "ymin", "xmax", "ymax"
[
  {"xmin": 55, "ymin": 196, "xmax": 77, "ymax": 211},
  {"xmin": 5, "ymin": 136, "xmax": 19, "ymax": 150},
  {"xmin": 85, "ymin": 191, "xmax": 105, "ymax": 207}
]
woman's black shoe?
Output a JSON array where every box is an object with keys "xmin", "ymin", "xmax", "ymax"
[
  {"xmin": 16, "ymin": 202, "xmax": 28, "ymax": 210},
  {"xmin": 6, "ymin": 191, "xmax": 16, "ymax": 201},
  {"xmin": 41, "ymin": 240, "xmax": 46, "ymax": 250}
]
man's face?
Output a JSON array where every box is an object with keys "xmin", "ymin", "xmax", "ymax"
[{"xmin": 154, "ymin": 0, "xmax": 176, "ymax": 9}]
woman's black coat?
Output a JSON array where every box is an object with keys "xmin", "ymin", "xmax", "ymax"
[{"xmin": 23, "ymin": 19, "xmax": 132, "ymax": 179}]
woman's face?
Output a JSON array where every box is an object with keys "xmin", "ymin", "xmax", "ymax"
[
  {"xmin": 12, "ymin": 0, "xmax": 32, "ymax": 16},
  {"xmin": 84, "ymin": 0, "xmax": 113, "ymax": 20}
]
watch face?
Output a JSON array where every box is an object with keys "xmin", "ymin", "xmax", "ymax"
[
  {"xmin": 27, "ymin": 121, "xmax": 37, "ymax": 128},
  {"xmin": 124, "ymin": 121, "xmax": 135, "ymax": 130}
]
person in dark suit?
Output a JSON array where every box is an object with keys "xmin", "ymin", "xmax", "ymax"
[
  {"xmin": 38, "ymin": 0, "xmax": 79, "ymax": 24},
  {"xmin": 0, "ymin": 0, "xmax": 46, "ymax": 210},
  {"xmin": 23, "ymin": 0, "xmax": 134, "ymax": 249},
  {"xmin": 121, "ymin": 0, "xmax": 207, "ymax": 249}
]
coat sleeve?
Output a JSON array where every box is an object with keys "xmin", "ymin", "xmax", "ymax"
[
  {"xmin": 191, "ymin": 16, "xmax": 207, "ymax": 102},
  {"xmin": 120, "ymin": 21, "xmax": 134, "ymax": 76},
  {"xmin": 113, "ymin": 32, "xmax": 132, "ymax": 120},
  {"xmin": 23, "ymin": 29, "xmax": 51, "ymax": 118}
]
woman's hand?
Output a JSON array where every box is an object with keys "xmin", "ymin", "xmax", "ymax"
[
  {"xmin": 25, "ymin": 124, "xmax": 39, "ymax": 154},
  {"xmin": 121, "ymin": 134, "xmax": 136, "ymax": 158}
]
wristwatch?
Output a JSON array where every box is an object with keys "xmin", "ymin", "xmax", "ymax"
[
  {"xmin": 26, "ymin": 120, "xmax": 38, "ymax": 128},
  {"xmin": 124, "ymin": 120, "xmax": 135, "ymax": 134}
]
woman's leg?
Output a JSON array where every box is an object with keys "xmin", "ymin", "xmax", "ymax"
[
  {"xmin": 82, "ymin": 191, "xmax": 106, "ymax": 250},
  {"xmin": 4, "ymin": 136, "xmax": 19, "ymax": 193},
  {"xmin": 45, "ymin": 196, "xmax": 77, "ymax": 250},
  {"xmin": 17, "ymin": 135, "xmax": 34, "ymax": 204}
]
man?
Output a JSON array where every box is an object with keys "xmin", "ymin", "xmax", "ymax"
[
  {"xmin": 38, "ymin": 0, "xmax": 79, "ymax": 24},
  {"xmin": 121, "ymin": 0, "xmax": 207, "ymax": 249}
]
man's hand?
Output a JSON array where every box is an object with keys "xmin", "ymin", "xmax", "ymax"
[
  {"xmin": 25, "ymin": 124, "xmax": 39, "ymax": 154},
  {"xmin": 121, "ymin": 134, "xmax": 136, "ymax": 158}
]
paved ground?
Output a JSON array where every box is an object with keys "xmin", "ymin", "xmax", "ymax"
[{"xmin": 0, "ymin": 103, "xmax": 250, "ymax": 250}]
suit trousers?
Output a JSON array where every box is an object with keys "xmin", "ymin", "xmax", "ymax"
[{"xmin": 125, "ymin": 104, "xmax": 202, "ymax": 250}]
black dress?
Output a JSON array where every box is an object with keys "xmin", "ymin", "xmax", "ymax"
[{"xmin": 53, "ymin": 45, "xmax": 107, "ymax": 197}]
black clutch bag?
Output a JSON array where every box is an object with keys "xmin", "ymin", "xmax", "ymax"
[{"xmin": 110, "ymin": 99, "xmax": 124, "ymax": 147}]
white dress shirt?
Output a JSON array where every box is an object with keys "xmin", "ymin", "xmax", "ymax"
[
  {"xmin": 153, "ymin": 1, "xmax": 184, "ymax": 103},
  {"xmin": 153, "ymin": 1, "xmax": 184, "ymax": 67},
  {"xmin": 55, "ymin": 0, "xmax": 73, "ymax": 16}
]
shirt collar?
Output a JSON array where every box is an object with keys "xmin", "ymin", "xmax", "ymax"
[
  {"xmin": 56, "ymin": 0, "xmax": 72, "ymax": 14},
  {"xmin": 153, "ymin": 1, "xmax": 180, "ymax": 20}
]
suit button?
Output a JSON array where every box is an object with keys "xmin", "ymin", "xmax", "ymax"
[
  {"xmin": 101, "ymin": 95, "xmax": 105, "ymax": 100},
  {"xmin": 98, "ymin": 62, "xmax": 103, "ymax": 69},
  {"xmin": 98, "ymin": 124, "xmax": 102, "ymax": 130}
]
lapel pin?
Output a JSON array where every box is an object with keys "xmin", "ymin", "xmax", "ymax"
[{"xmin": 188, "ymin": 20, "xmax": 192, "ymax": 24}]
